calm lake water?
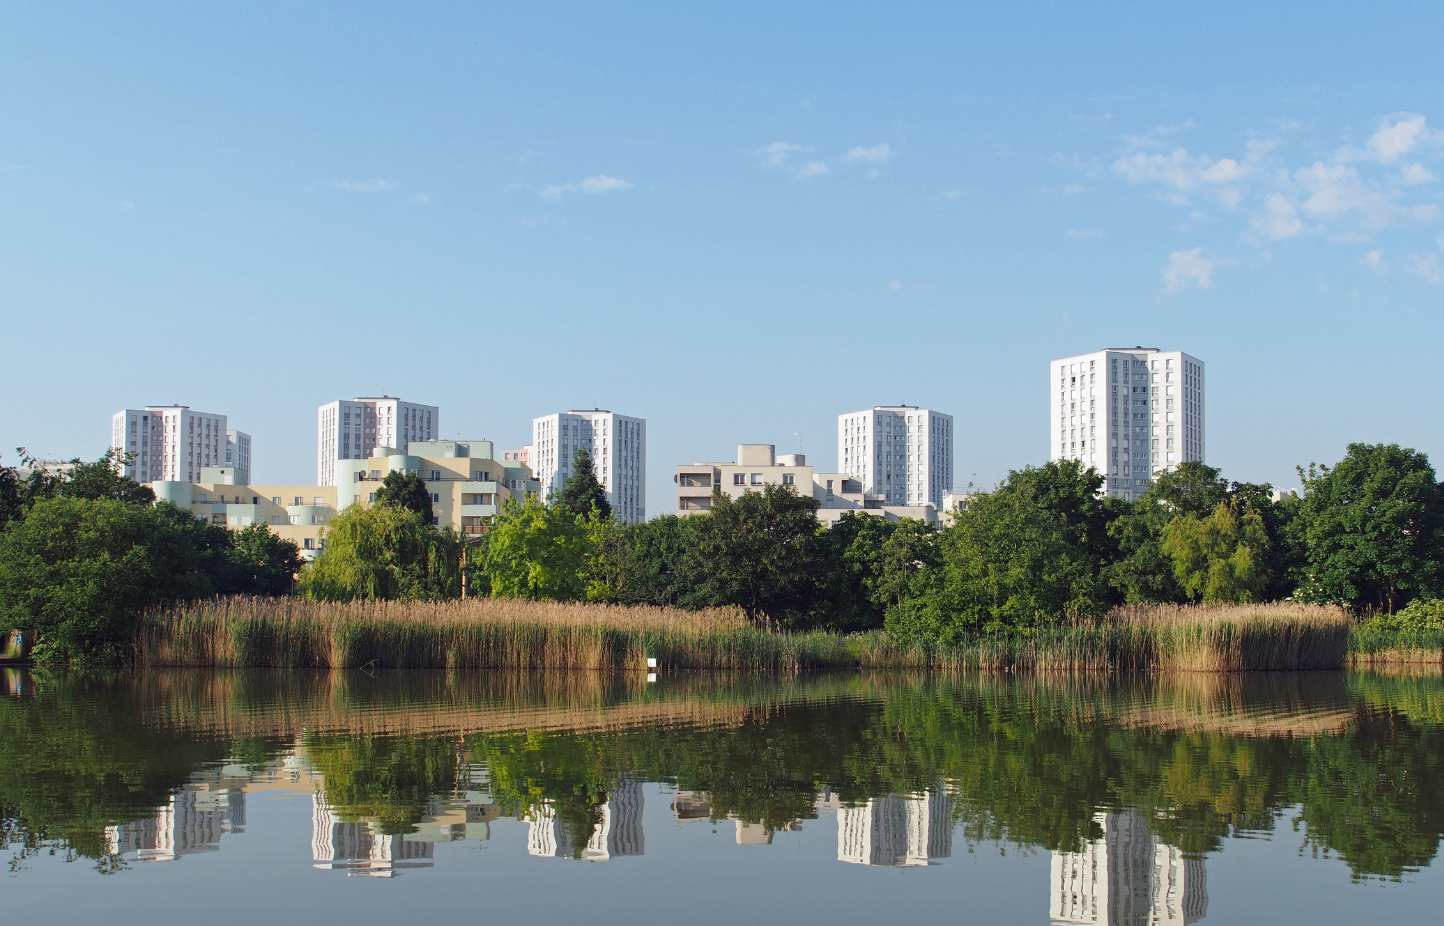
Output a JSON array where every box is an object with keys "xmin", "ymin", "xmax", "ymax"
[{"xmin": 3, "ymin": 668, "xmax": 1442, "ymax": 924}]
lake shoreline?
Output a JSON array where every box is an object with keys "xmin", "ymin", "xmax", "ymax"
[{"xmin": 122, "ymin": 595, "xmax": 1436, "ymax": 675}]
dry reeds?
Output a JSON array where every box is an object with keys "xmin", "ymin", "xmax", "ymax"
[{"xmin": 138, "ymin": 597, "xmax": 1356, "ymax": 674}]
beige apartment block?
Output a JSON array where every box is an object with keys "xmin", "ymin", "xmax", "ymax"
[
  {"xmin": 150, "ymin": 439, "xmax": 540, "ymax": 558},
  {"xmin": 674, "ymin": 444, "xmax": 936, "ymax": 524},
  {"xmin": 151, "ymin": 466, "xmax": 338, "ymax": 557},
  {"xmin": 335, "ymin": 439, "xmax": 540, "ymax": 538}
]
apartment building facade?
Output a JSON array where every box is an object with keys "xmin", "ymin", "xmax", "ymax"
[
  {"xmin": 317, "ymin": 396, "xmax": 438, "ymax": 486},
  {"xmin": 1049, "ymin": 347, "xmax": 1206, "ymax": 501},
  {"xmin": 112, "ymin": 405, "xmax": 242, "ymax": 483},
  {"xmin": 674, "ymin": 444, "xmax": 936, "ymax": 525},
  {"xmin": 837, "ymin": 406, "xmax": 953, "ymax": 509},
  {"xmin": 151, "ymin": 466, "xmax": 337, "ymax": 557},
  {"xmin": 531, "ymin": 410, "xmax": 646, "ymax": 523},
  {"xmin": 335, "ymin": 439, "xmax": 540, "ymax": 538}
]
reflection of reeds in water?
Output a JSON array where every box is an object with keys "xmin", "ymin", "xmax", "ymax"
[
  {"xmin": 1111, "ymin": 673, "xmax": 1357, "ymax": 737},
  {"xmin": 138, "ymin": 597, "xmax": 1353, "ymax": 674},
  {"xmin": 120, "ymin": 669, "xmax": 884, "ymax": 739}
]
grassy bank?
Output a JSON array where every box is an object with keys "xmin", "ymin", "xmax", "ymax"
[
  {"xmin": 1347, "ymin": 621, "xmax": 1444, "ymax": 668},
  {"xmin": 137, "ymin": 597, "xmax": 1354, "ymax": 674}
]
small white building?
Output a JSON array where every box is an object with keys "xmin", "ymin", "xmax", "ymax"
[
  {"xmin": 531, "ymin": 409, "xmax": 646, "ymax": 523},
  {"xmin": 1050, "ymin": 347, "xmax": 1206, "ymax": 501}
]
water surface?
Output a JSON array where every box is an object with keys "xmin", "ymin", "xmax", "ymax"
[{"xmin": 3, "ymin": 668, "xmax": 1442, "ymax": 924}]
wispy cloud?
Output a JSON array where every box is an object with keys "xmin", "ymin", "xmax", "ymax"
[
  {"xmin": 1366, "ymin": 113, "xmax": 1433, "ymax": 164},
  {"xmin": 327, "ymin": 178, "xmax": 399, "ymax": 194},
  {"xmin": 1409, "ymin": 252, "xmax": 1442, "ymax": 284},
  {"xmin": 541, "ymin": 174, "xmax": 633, "ymax": 200},
  {"xmin": 755, "ymin": 141, "xmax": 807, "ymax": 169},
  {"xmin": 1163, "ymin": 248, "xmax": 1214, "ymax": 293},
  {"xmin": 1363, "ymin": 249, "xmax": 1384, "ymax": 271},
  {"xmin": 796, "ymin": 161, "xmax": 830, "ymax": 178},
  {"xmin": 407, "ymin": 192, "xmax": 433, "ymax": 206},
  {"xmin": 1400, "ymin": 163, "xmax": 1436, "ymax": 185},
  {"xmin": 1065, "ymin": 227, "xmax": 1105, "ymax": 240},
  {"xmin": 844, "ymin": 143, "xmax": 894, "ymax": 163}
]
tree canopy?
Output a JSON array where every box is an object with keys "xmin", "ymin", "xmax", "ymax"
[
  {"xmin": 374, "ymin": 470, "xmax": 434, "ymax": 524},
  {"xmin": 555, "ymin": 448, "xmax": 611, "ymax": 521}
]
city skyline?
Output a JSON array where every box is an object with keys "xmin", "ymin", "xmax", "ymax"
[{"xmin": 6, "ymin": 5, "xmax": 1443, "ymax": 514}]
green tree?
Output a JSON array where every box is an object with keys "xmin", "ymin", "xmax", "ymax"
[
  {"xmin": 887, "ymin": 461, "xmax": 1117, "ymax": 644},
  {"xmin": 680, "ymin": 484, "xmax": 826, "ymax": 627},
  {"xmin": 588, "ymin": 515, "xmax": 696, "ymax": 607},
  {"xmin": 226, "ymin": 523, "xmax": 304, "ymax": 596},
  {"xmin": 299, "ymin": 505, "xmax": 460, "ymax": 601},
  {"xmin": 0, "ymin": 498, "xmax": 223, "ymax": 661},
  {"xmin": 1161, "ymin": 501, "xmax": 1274, "ymax": 602},
  {"xmin": 0, "ymin": 448, "xmax": 153, "ymax": 531},
  {"xmin": 555, "ymin": 449, "xmax": 611, "ymax": 521},
  {"xmin": 483, "ymin": 496, "xmax": 591, "ymax": 600},
  {"xmin": 1106, "ymin": 462, "xmax": 1229, "ymax": 604},
  {"xmin": 373, "ymin": 470, "xmax": 434, "ymax": 524},
  {"xmin": 1291, "ymin": 443, "xmax": 1444, "ymax": 610},
  {"xmin": 815, "ymin": 513, "xmax": 898, "ymax": 631}
]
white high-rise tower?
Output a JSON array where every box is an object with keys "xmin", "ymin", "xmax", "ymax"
[
  {"xmin": 531, "ymin": 409, "xmax": 646, "ymax": 523},
  {"xmin": 837, "ymin": 405, "xmax": 953, "ymax": 509},
  {"xmin": 1049, "ymin": 347, "xmax": 1205, "ymax": 502},
  {"xmin": 111, "ymin": 405, "xmax": 238, "ymax": 483},
  {"xmin": 317, "ymin": 396, "xmax": 439, "ymax": 486}
]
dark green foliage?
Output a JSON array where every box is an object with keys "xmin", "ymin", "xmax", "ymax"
[
  {"xmin": 586, "ymin": 514, "xmax": 695, "ymax": 607},
  {"xmin": 680, "ymin": 485, "xmax": 827, "ymax": 627},
  {"xmin": 1291, "ymin": 443, "xmax": 1444, "ymax": 611},
  {"xmin": 555, "ymin": 448, "xmax": 611, "ymax": 521},
  {"xmin": 0, "ymin": 498, "xmax": 226, "ymax": 661},
  {"xmin": 887, "ymin": 460, "xmax": 1119, "ymax": 644},
  {"xmin": 374, "ymin": 469, "xmax": 434, "ymax": 524},
  {"xmin": 225, "ymin": 523, "xmax": 304, "ymax": 596},
  {"xmin": 0, "ymin": 448, "xmax": 154, "ymax": 531}
]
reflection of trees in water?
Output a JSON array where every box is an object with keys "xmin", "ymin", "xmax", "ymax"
[{"xmin": 2, "ymin": 670, "xmax": 1443, "ymax": 880}]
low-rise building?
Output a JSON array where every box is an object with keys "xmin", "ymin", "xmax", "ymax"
[
  {"xmin": 150, "ymin": 439, "xmax": 540, "ymax": 557},
  {"xmin": 674, "ymin": 444, "xmax": 935, "ymax": 524},
  {"xmin": 151, "ymin": 466, "xmax": 338, "ymax": 558},
  {"xmin": 335, "ymin": 439, "xmax": 540, "ymax": 538}
]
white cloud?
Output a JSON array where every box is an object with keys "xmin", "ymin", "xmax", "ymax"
[
  {"xmin": 1162, "ymin": 248, "xmax": 1214, "ymax": 293},
  {"xmin": 541, "ymin": 174, "xmax": 633, "ymax": 200},
  {"xmin": 797, "ymin": 161, "xmax": 830, "ymax": 178},
  {"xmin": 1252, "ymin": 193, "xmax": 1304, "ymax": 240},
  {"xmin": 1112, "ymin": 148, "xmax": 1254, "ymax": 206},
  {"xmin": 1061, "ymin": 183, "xmax": 1086, "ymax": 195},
  {"xmin": 328, "ymin": 178, "xmax": 398, "ymax": 194},
  {"xmin": 943, "ymin": 189, "xmax": 962, "ymax": 200},
  {"xmin": 1368, "ymin": 113, "xmax": 1429, "ymax": 163},
  {"xmin": 1363, "ymin": 249, "xmax": 1384, "ymax": 270},
  {"xmin": 408, "ymin": 192, "xmax": 433, "ymax": 206},
  {"xmin": 1409, "ymin": 252, "xmax": 1442, "ymax": 284},
  {"xmin": 844, "ymin": 143, "xmax": 894, "ymax": 163},
  {"xmin": 1400, "ymin": 163, "xmax": 1436, "ymax": 185},
  {"xmin": 1122, "ymin": 119, "xmax": 1197, "ymax": 150},
  {"xmin": 756, "ymin": 141, "xmax": 806, "ymax": 168},
  {"xmin": 1065, "ymin": 227, "xmax": 1105, "ymax": 240}
]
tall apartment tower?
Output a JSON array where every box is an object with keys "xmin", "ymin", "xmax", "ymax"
[
  {"xmin": 1049, "ymin": 348, "xmax": 1205, "ymax": 502},
  {"xmin": 316, "ymin": 396, "xmax": 439, "ymax": 486},
  {"xmin": 1050, "ymin": 811, "xmax": 1207, "ymax": 925},
  {"xmin": 837, "ymin": 406, "xmax": 953, "ymax": 509},
  {"xmin": 531, "ymin": 409, "xmax": 646, "ymax": 523},
  {"xmin": 111, "ymin": 405, "xmax": 238, "ymax": 483},
  {"xmin": 225, "ymin": 430, "xmax": 252, "ymax": 484}
]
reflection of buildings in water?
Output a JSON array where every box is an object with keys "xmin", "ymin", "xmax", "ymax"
[
  {"xmin": 1050, "ymin": 811, "xmax": 1207, "ymax": 925},
  {"xmin": 734, "ymin": 820, "xmax": 773, "ymax": 845},
  {"xmin": 837, "ymin": 789, "xmax": 953, "ymax": 867},
  {"xmin": 528, "ymin": 779, "xmax": 645, "ymax": 861},
  {"xmin": 311, "ymin": 792, "xmax": 435, "ymax": 878},
  {"xmin": 104, "ymin": 785, "xmax": 244, "ymax": 862},
  {"xmin": 671, "ymin": 789, "xmax": 712, "ymax": 823}
]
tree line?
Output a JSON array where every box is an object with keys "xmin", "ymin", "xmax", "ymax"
[{"xmin": 3, "ymin": 441, "xmax": 1442, "ymax": 662}]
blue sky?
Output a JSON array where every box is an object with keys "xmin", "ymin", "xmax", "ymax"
[{"xmin": 3, "ymin": 3, "xmax": 1442, "ymax": 512}]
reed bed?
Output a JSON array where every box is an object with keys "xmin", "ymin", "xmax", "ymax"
[
  {"xmin": 1346, "ymin": 620, "xmax": 1444, "ymax": 668},
  {"xmin": 138, "ymin": 597, "xmax": 1355, "ymax": 674}
]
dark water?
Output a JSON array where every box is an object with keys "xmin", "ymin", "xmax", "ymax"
[{"xmin": 3, "ymin": 668, "xmax": 1442, "ymax": 924}]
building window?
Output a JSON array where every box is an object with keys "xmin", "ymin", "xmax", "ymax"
[
  {"xmin": 750, "ymin": 473, "xmax": 763, "ymax": 485},
  {"xmin": 782, "ymin": 473, "xmax": 795, "ymax": 486},
  {"xmin": 733, "ymin": 473, "xmax": 745, "ymax": 486}
]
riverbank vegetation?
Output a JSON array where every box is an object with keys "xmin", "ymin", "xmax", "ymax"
[
  {"xmin": 137, "ymin": 595, "xmax": 1352, "ymax": 673},
  {"xmin": 3, "ymin": 442, "xmax": 1443, "ymax": 667}
]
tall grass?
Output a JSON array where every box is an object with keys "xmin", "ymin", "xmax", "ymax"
[{"xmin": 138, "ymin": 597, "xmax": 1354, "ymax": 674}]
